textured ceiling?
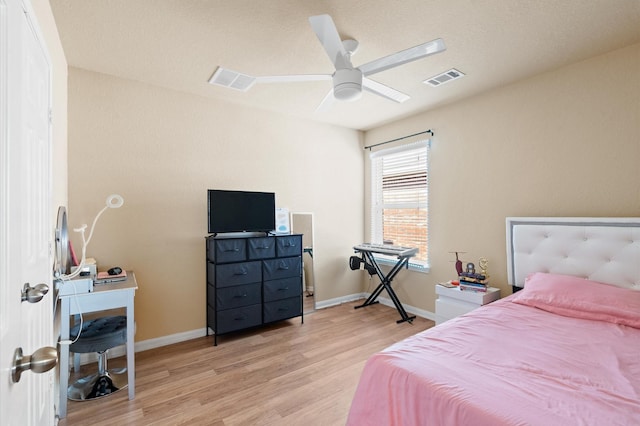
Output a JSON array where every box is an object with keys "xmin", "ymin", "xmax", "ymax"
[{"xmin": 50, "ymin": 0, "xmax": 640, "ymax": 131}]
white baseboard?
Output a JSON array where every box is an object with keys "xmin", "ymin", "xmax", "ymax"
[
  {"xmin": 314, "ymin": 292, "xmax": 368, "ymax": 309},
  {"xmin": 314, "ymin": 292, "xmax": 436, "ymax": 321},
  {"xmin": 134, "ymin": 328, "xmax": 207, "ymax": 352},
  {"xmin": 372, "ymin": 295, "xmax": 437, "ymax": 322},
  {"xmin": 75, "ymin": 293, "xmax": 434, "ymax": 366},
  {"xmin": 75, "ymin": 328, "xmax": 208, "ymax": 365}
]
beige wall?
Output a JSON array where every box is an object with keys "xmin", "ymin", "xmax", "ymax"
[
  {"xmin": 67, "ymin": 42, "xmax": 639, "ymax": 343},
  {"xmin": 364, "ymin": 43, "xmax": 640, "ymax": 313},
  {"xmin": 66, "ymin": 69, "xmax": 364, "ymax": 341}
]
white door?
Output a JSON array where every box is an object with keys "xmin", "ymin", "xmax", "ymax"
[{"xmin": 0, "ymin": 0, "xmax": 55, "ymax": 425}]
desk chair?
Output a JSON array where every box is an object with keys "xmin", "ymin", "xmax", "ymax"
[{"xmin": 67, "ymin": 315, "xmax": 128, "ymax": 401}]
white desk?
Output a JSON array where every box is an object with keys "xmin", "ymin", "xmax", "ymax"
[{"xmin": 58, "ymin": 272, "xmax": 137, "ymax": 419}]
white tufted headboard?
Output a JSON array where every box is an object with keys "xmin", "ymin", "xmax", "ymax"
[{"xmin": 506, "ymin": 217, "xmax": 640, "ymax": 290}]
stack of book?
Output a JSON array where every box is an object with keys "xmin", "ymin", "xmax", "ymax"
[{"xmin": 458, "ymin": 272, "xmax": 489, "ymax": 292}]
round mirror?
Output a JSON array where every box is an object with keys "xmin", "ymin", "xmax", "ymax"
[{"xmin": 54, "ymin": 206, "xmax": 70, "ymax": 277}]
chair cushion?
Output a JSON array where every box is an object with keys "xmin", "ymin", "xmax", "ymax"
[{"xmin": 69, "ymin": 315, "xmax": 127, "ymax": 353}]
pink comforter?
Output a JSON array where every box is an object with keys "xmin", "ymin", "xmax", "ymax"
[{"xmin": 347, "ymin": 295, "xmax": 640, "ymax": 425}]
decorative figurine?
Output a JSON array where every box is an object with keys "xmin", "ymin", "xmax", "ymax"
[
  {"xmin": 450, "ymin": 251, "xmax": 466, "ymax": 276},
  {"xmin": 478, "ymin": 257, "xmax": 489, "ymax": 278},
  {"xmin": 465, "ymin": 262, "xmax": 476, "ymax": 275}
]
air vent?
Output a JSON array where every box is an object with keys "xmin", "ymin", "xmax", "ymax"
[
  {"xmin": 208, "ymin": 67, "xmax": 256, "ymax": 92},
  {"xmin": 423, "ymin": 68, "xmax": 465, "ymax": 87}
]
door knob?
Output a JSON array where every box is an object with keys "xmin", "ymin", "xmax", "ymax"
[
  {"xmin": 21, "ymin": 282, "xmax": 49, "ymax": 303},
  {"xmin": 11, "ymin": 346, "xmax": 58, "ymax": 383}
]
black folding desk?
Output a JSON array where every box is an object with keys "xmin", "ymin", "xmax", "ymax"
[{"xmin": 352, "ymin": 244, "xmax": 417, "ymax": 324}]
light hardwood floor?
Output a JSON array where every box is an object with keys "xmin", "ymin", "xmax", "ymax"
[{"xmin": 59, "ymin": 300, "xmax": 434, "ymax": 426}]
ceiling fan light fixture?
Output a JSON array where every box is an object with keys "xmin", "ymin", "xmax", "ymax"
[
  {"xmin": 207, "ymin": 15, "xmax": 445, "ymax": 110},
  {"xmin": 333, "ymin": 68, "xmax": 363, "ymax": 101}
]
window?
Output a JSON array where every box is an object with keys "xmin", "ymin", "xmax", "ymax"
[{"xmin": 370, "ymin": 140, "xmax": 429, "ymax": 271}]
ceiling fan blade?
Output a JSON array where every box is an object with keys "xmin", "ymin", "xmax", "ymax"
[
  {"xmin": 256, "ymin": 74, "xmax": 332, "ymax": 84},
  {"xmin": 362, "ymin": 77, "xmax": 410, "ymax": 103},
  {"xmin": 315, "ymin": 89, "xmax": 335, "ymax": 112},
  {"xmin": 359, "ymin": 38, "xmax": 446, "ymax": 76},
  {"xmin": 308, "ymin": 14, "xmax": 348, "ymax": 69}
]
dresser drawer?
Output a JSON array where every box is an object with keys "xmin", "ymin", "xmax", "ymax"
[
  {"xmin": 217, "ymin": 304, "xmax": 262, "ymax": 334},
  {"xmin": 436, "ymin": 285, "xmax": 500, "ymax": 305},
  {"xmin": 216, "ymin": 282, "xmax": 262, "ymax": 309},
  {"xmin": 215, "ymin": 261, "xmax": 262, "ymax": 287},
  {"xmin": 207, "ymin": 238, "xmax": 246, "ymax": 263},
  {"xmin": 276, "ymin": 235, "xmax": 302, "ymax": 257},
  {"xmin": 206, "ymin": 234, "xmax": 304, "ymax": 345},
  {"xmin": 263, "ymin": 257, "xmax": 301, "ymax": 281},
  {"xmin": 263, "ymin": 296, "xmax": 301, "ymax": 323},
  {"xmin": 263, "ymin": 277, "xmax": 301, "ymax": 302},
  {"xmin": 248, "ymin": 237, "xmax": 276, "ymax": 259},
  {"xmin": 435, "ymin": 298, "xmax": 476, "ymax": 321}
]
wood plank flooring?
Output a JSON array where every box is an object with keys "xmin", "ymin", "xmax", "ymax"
[{"xmin": 59, "ymin": 300, "xmax": 434, "ymax": 426}]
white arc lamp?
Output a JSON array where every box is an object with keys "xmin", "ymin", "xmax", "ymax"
[{"xmin": 57, "ymin": 194, "xmax": 124, "ymax": 281}]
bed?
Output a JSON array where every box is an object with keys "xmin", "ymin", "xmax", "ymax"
[{"xmin": 347, "ymin": 217, "xmax": 640, "ymax": 425}]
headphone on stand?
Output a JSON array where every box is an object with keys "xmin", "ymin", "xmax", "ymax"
[{"xmin": 349, "ymin": 255, "xmax": 376, "ymax": 276}]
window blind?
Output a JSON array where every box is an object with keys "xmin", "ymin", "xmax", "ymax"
[{"xmin": 370, "ymin": 140, "xmax": 429, "ymax": 269}]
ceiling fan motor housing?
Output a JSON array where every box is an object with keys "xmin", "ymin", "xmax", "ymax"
[{"xmin": 333, "ymin": 68, "xmax": 362, "ymax": 101}]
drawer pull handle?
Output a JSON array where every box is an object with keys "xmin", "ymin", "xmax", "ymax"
[
  {"xmin": 278, "ymin": 287, "xmax": 289, "ymax": 291},
  {"xmin": 224, "ymin": 248, "xmax": 240, "ymax": 252},
  {"xmin": 278, "ymin": 264, "xmax": 289, "ymax": 270},
  {"xmin": 234, "ymin": 269, "xmax": 248, "ymax": 275},
  {"xmin": 278, "ymin": 308, "xmax": 288, "ymax": 312},
  {"xmin": 234, "ymin": 316, "xmax": 246, "ymax": 321},
  {"xmin": 233, "ymin": 294, "xmax": 248, "ymax": 298}
]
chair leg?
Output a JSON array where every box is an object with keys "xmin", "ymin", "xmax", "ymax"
[
  {"xmin": 97, "ymin": 350, "xmax": 107, "ymax": 374},
  {"xmin": 67, "ymin": 350, "xmax": 128, "ymax": 401}
]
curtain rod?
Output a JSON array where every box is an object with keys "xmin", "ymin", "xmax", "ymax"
[{"xmin": 364, "ymin": 129, "xmax": 433, "ymax": 151}]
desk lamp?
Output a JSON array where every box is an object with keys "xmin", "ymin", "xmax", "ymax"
[{"xmin": 58, "ymin": 194, "xmax": 124, "ymax": 281}]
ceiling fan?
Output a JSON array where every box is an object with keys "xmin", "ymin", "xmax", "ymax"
[{"xmin": 209, "ymin": 14, "xmax": 446, "ymax": 110}]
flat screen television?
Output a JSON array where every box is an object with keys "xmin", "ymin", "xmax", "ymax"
[{"xmin": 207, "ymin": 189, "xmax": 276, "ymax": 234}]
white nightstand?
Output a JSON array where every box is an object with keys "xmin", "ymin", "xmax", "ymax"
[{"xmin": 435, "ymin": 284, "xmax": 501, "ymax": 325}]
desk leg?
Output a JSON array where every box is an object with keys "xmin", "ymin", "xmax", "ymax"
[
  {"xmin": 59, "ymin": 303, "xmax": 70, "ymax": 419},
  {"xmin": 72, "ymin": 314, "xmax": 81, "ymax": 372},
  {"xmin": 126, "ymin": 296, "xmax": 135, "ymax": 400}
]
